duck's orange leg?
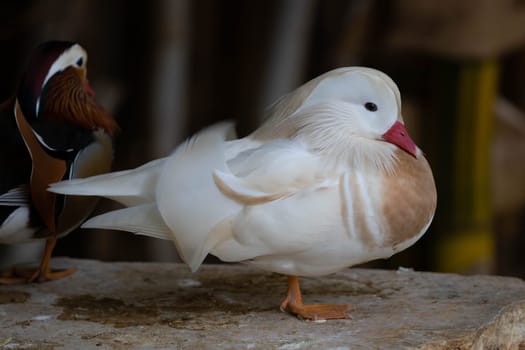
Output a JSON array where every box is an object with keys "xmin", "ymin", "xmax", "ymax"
[
  {"xmin": 280, "ymin": 275, "xmax": 351, "ymax": 320},
  {"xmin": 0, "ymin": 238, "xmax": 76, "ymax": 284},
  {"xmin": 27, "ymin": 237, "xmax": 76, "ymax": 283}
]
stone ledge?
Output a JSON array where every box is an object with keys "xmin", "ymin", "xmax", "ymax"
[{"xmin": 1, "ymin": 258, "xmax": 525, "ymax": 349}]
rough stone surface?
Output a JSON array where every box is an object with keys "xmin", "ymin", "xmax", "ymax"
[{"xmin": 1, "ymin": 258, "xmax": 525, "ymax": 349}]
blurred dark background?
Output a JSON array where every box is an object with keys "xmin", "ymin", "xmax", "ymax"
[{"xmin": 1, "ymin": 0, "xmax": 525, "ymax": 277}]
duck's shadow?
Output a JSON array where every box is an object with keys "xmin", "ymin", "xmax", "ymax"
[{"xmin": 50, "ymin": 264, "xmax": 387, "ymax": 327}]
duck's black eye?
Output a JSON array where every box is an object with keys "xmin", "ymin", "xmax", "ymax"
[
  {"xmin": 364, "ymin": 102, "xmax": 378, "ymax": 112},
  {"xmin": 76, "ymin": 57, "xmax": 84, "ymax": 67}
]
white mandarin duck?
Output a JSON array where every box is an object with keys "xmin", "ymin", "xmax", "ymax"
[
  {"xmin": 50, "ymin": 67, "xmax": 436, "ymax": 320},
  {"xmin": 0, "ymin": 41, "xmax": 118, "ymax": 283}
]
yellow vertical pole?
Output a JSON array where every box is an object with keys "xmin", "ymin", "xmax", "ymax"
[{"xmin": 435, "ymin": 60, "xmax": 498, "ymax": 273}]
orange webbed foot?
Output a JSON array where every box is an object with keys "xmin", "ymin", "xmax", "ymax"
[
  {"xmin": 26, "ymin": 237, "xmax": 76, "ymax": 283},
  {"xmin": 280, "ymin": 296, "xmax": 351, "ymax": 320},
  {"xmin": 280, "ymin": 275, "xmax": 351, "ymax": 320},
  {"xmin": 27, "ymin": 266, "xmax": 77, "ymax": 283},
  {"xmin": 0, "ymin": 238, "xmax": 76, "ymax": 284},
  {"xmin": 0, "ymin": 266, "xmax": 76, "ymax": 284}
]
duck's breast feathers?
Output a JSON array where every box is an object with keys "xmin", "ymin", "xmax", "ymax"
[
  {"xmin": 380, "ymin": 150, "xmax": 436, "ymax": 248},
  {"xmin": 28, "ymin": 119, "xmax": 96, "ymax": 159}
]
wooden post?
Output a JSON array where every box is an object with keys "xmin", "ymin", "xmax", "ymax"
[{"xmin": 434, "ymin": 60, "xmax": 498, "ymax": 273}]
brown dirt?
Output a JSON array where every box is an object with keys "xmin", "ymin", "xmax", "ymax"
[
  {"xmin": 55, "ymin": 295, "xmax": 159, "ymax": 328},
  {"xmin": 0, "ymin": 290, "xmax": 30, "ymax": 304}
]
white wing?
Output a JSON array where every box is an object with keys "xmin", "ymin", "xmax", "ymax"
[
  {"xmin": 158, "ymin": 121, "xmax": 338, "ymax": 271},
  {"xmin": 208, "ymin": 177, "xmax": 339, "ymax": 264},
  {"xmin": 156, "ymin": 122, "xmax": 241, "ymax": 270},
  {"xmin": 224, "ymin": 138, "xmax": 325, "ymax": 196}
]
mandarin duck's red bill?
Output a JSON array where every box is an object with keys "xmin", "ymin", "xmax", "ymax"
[
  {"xmin": 50, "ymin": 67, "xmax": 436, "ymax": 320},
  {"xmin": 0, "ymin": 40, "xmax": 118, "ymax": 284}
]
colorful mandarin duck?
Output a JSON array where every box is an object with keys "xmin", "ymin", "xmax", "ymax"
[
  {"xmin": 0, "ymin": 41, "xmax": 118, "ymax": 283},
  {"xmin": 51, "ymin": 67, "xmax": 436, "ymax": 320}
]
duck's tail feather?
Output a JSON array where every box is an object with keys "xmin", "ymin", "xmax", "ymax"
[
  {"xmin": 49, "ymin": 158, "xmax": 166, "ymax": 207},
  {"xmin": 82, "ymin": 203, "xmax": 172, "ymax": 240}
]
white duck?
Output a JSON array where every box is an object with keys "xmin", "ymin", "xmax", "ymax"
[{"xmin": 50, "ymin": 67, "xmax": 437, "ymax": 320}]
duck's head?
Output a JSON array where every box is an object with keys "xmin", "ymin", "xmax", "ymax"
[
  {"xmin": 260, "ymin": 67, "xmax": 419, "ymax": 170},
  {"xmin": 16, "ymin": 40, "xmax": 118, "ymax": 134}
]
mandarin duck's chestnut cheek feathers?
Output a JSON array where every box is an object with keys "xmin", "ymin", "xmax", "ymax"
[{"xmin": 38, "ymin": 66, "xmax": 119, "ymax": 136}]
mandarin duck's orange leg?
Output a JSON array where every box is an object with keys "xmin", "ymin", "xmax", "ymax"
[
  {"xmin": 280, "ymin": 275, "xmax": 351, "ymax": 320},
  {"xmin": 27, "ymin": 237, "xmax": 76, "ymax": 283},
  {"xmin": 0, "ymin": 237, "xmax": 77, "ymax": 284}
]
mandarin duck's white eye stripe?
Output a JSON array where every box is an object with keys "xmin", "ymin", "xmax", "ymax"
[
  {"xmin": 47, "ymin": 66, "xmax": 436, "ymax": 320},
  {"xmin": 41, "ymin": 44, "xmax": 86, "ymax": 88}
]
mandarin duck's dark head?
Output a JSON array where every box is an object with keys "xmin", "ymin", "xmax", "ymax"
[{"xmin": 17, "ymin": 41, "xmax": 118, "ymax": 135}]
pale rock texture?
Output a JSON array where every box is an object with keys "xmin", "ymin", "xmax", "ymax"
[{"xmin": 1, "ymin": 258, "xmax": 525, "ymax": 349}]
